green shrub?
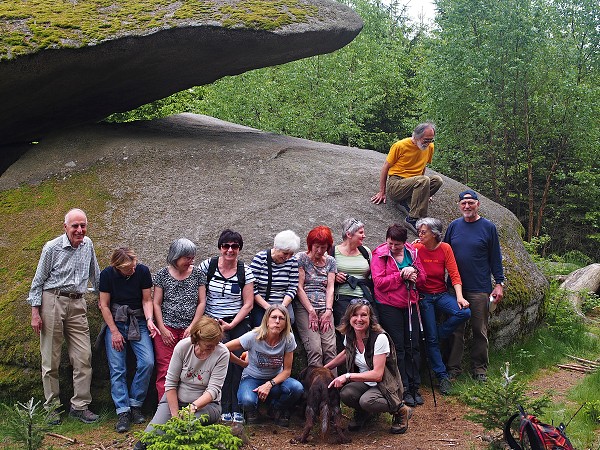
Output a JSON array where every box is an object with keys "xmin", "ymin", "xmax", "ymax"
[
  {"xmin": 0, "ymin": 398, "xmax": 60, "ymax": 450},
  {"xmin": 136, "ymin": 406, "xmax": 242, "ymax": 450}
]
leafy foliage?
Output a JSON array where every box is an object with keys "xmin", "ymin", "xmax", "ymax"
[
  {"xmin": 0, "ymin": 398, "xmax": 60, "ymax": 450},
  {"xmin": 462, "ymin": 362, "xmax": 550, "ymax": 433},
  {"xmin": 136, "ymin": 407, "xmax": 242, "ymax": 450}
]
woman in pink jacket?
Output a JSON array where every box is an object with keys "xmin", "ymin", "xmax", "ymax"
[{"xmin": 371, "ymin": 224, "xmax": 426, "ymax": 407}]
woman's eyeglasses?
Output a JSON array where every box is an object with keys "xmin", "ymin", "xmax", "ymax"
[
  {"xmin": 350, "ymin": 298, "xmax": 370, "ymax": 306},
  {"xmin": 221, "ymin": 243, "xmax": 240, "ymax": 250}
]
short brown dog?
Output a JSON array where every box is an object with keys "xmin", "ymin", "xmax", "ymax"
[{"xmin": 292, "ymin": 366, "xmax": 351, "ymax": 444}]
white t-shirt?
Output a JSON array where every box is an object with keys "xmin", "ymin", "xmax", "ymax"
[{"xmin": 345, "ymin": 333, "xmax": 390, "ymax": 387}]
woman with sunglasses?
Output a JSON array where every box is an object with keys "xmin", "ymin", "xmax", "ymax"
[
  {"xmin": 413, "ymin": 218, "xmax": 471, "ymax": 396},
  {"xmin": 99, "ymin": 247, "xmax": 159, "ymax": 433},
  {"xmin": 152, "ymin": 238, "xmax": 206, "ymax": 400},
  {"xmin": 198, "ymin": 229, "xmax": 254, "ymax": 424},
  {"xmin": 325, "ymin": 300, "xmax": 412, "ymax": 435},
  {"xmin": 371, "ymin": 224, "xmax": 427, "ymax": 407},
  {"xmin": 226, "ymin": 305, "xmax": 303, "ymax": 427},
  {"xmin": 249, "ymin": 230, "xmax": 300, "ymax": 327},
  {"xmin": 133, "ymin": 316, "xmax": 229, "ymax": 450}
]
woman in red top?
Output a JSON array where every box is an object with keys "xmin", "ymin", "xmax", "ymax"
[{"xmin": 413, "ymin": 218, "xmax": 471, "ymax": 396}]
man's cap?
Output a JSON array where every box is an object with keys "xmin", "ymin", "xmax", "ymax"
[{"xmin": 459, "ymin": 189, "xmax": 479, "ymax": 201}]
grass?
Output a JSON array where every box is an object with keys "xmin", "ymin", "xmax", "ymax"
[{"xmin": 0, "ymin": 0, "xmax": 319, "ymax": 60}]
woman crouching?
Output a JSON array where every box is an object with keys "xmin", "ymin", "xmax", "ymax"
[
  {"xmin": 227, "ymin": 305, "xmax": 304, "ymax": 427},
  {"xmin": 133, "ymin": 316, "xmax": 229, "ymax": 449},
  {"xmin": 325, "ymin": 300, "xmax": 412, "ymax": 435}
]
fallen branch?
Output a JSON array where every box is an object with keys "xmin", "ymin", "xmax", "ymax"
[
  {"xmin": 557, "ymin": 364, "xmax": 593, "ymax": 373},
  {"xmin": 47, "ymin": 432, "xmax": 76, "ymax": 443},
  {"xmin": 566, "ymin": 355, "xmax": 600, "ymax": 368}
]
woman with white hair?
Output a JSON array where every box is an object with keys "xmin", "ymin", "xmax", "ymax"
[
  {"xmin": 152, "ymin": 238, "xmax": 206, "ymax": 399},
  {"xmin": 249, "ymin": 230, "xmax": 300, "ymax": 327}
]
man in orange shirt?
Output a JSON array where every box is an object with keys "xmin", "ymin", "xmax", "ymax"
[{"xmin": 371, "ymin": 122, "xmax": 443, "ymax": 232}]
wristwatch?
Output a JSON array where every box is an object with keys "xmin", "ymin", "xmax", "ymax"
[
  {"xmin": 269, "ymin": 379, "xmax": 276, "ymax": 387},
  {"xmin": 345, "ymin": 373, "xmax": 351, "ymax": 382}
]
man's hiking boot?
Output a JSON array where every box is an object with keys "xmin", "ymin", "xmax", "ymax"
[
  {"xmin": 448, "ymin": 369, "xmax": 462, "ymax": 381},
  {"xmin": 348, "ymin": 409, "xmax": 373, "ymax": 431},
  {"xmin": 115, "ymin": 412, "xmax": 131, "ymax": 433},
  {"xmin": 47, "ymin": 411, "xmax": 62, "ymax": 426},
  {"xmin": 131, "ymin": 406, "xmax": 146, "ymax": 424},
  {"xmin": 69, "ymin": 407, "xmax": 99, "ymax": 424},
  {"xmin": 399, "ymin": 199, "xmax": 411, "ymax": 214},
  {"xmin": 390, "ymin": 403, "xmax": 413, "ymax": 434},
  {"xmin": 473, "ymin": 373, "xmax": 488, "ymax": 383},
  {"xmin": 245, "ymin": 408, "xmax": 260, "ymax": 425},
  {"xmin": 439, "ymin": 377, "xmax": 452, "ymax": 395},
  {"xmin": 405, "ymin": 216, "xmax": 418, "ymax": 233},
  {"xmin": 132, "ymin": 441, "xmax": 146, "ymax": 450},
  {"xmin": 276, "ymin": 410, "xmax": 291, "ymax": 427}
]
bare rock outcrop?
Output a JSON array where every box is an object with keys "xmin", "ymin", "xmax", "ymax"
[
  {"xmin": 560, "ymin": 263, "xmax": 600, "ymax": 314},
  {"xmin": 0, "ymin": 0, "xmax": 362, "ymax": 155},
  {"xmin": 0, "ymin": 114, "xmax": 547, "ymax": 403}
]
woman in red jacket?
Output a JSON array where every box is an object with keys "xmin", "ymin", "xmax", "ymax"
[
  {"xmin": 413, "ymin": 218, "xmax": 471, "ymax": 396},
  {"xmin": 371, "ymin": 224, "xmax": 426, "ymax": 407}
]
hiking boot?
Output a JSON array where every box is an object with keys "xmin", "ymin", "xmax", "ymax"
[
  {"xmin": 221, "ymin": 412, "xmax": 233, "ymax": 423},
  {"xmin": 130, "ymin": 407, "xmax": 146, "ymax": 424},
  {"xmin": 245, "ymin": 408, "xmax": 260, "ymax": 425},
  {"xmin": 399, "ymin": 199, "xmax": 411, "ymax": 214},
  {"xmin": 132, "ymin": 441, "xmax": 146, "ymax": 450},
  {"xmin": 403, "ymin": 392, "xmax": 416, "ymax": 407},
  {"xmin": 414, "ymin": 391, "xmax": 424, "ymax": 405},
  {"xmin": 115, "ymin": 412, "xmax": 131, "ymax": 433},
  {"xmin": 439, "ymin": 377, "xmax": 452, "ymax": 395},
  {"xmin": 276, "ymin": 410, "xmax": 291, "ymax": 427},
  {"xmin": 69, "ymin": 407, "xmax": 99, "ymax": 424},
  {"xmin": 47, "ymin": 412, "xmax": 62, "ymax": 426},
  {"xmin": 348, "ymin": 409, "xmax": 372, "ymax": 431},
  {"xmin": 405, "ymin": 216, "xmax": 418, "ymax": 233},
  {"xmin": 473, "ymin": 373, "xmax": 488, "ymax": 383},
  {"xmin": 232, "ymin": 412, "xmax": 245, "ymax": 424},
  {"xmin": 390, "ymin": 403, "xmax": 413, "ymax": 434},
  {"xmin": 448, "ymin": 369, "xmax": 462, "ymax": 381}
]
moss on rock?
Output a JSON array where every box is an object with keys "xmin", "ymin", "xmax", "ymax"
[{"xmin": 0, "ymin": 0, "xmax": 319, "ymax": 60}]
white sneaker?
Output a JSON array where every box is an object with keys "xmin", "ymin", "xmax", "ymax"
[
  {"xmin": 232, "ymin": 412, "xmax": 245, "ymax": 424},
  {"xmin": 221, "ymin": 412, "xmax": 233, "ymax": 423}
]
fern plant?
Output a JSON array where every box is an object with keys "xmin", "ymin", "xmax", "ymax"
[{"xmin": 136, "ymin": 406, "xmax": 243, "ymax": 450}]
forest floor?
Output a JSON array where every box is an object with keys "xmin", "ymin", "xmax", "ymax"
[{"xmin": 40, "ymin": 366, "xmax": 589, "ymax": 450}]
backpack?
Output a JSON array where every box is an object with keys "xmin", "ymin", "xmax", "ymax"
[
  {"xmin": 206, "ymin": 256, "xmax": 246, "ymax": 289},
  {"xmin": 504, "ymin": 405, "xmax": 574, "ymax": 450}
]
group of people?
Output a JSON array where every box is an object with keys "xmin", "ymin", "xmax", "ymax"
[{"xmin": 26, "ymin": 121, "xmax": 505, "ymax": 443}]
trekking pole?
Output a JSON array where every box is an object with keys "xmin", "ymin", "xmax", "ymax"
[
  {"xmin": 560, "ymin": 403, "xmax": 585, "ymax": 432},
  {"xmin": 413, "ymin": 284, "xmax": 437, "ymax": 407},
  {"xmin": 405, "ymin": 281, "xmax": 417, "ymax": 404}
]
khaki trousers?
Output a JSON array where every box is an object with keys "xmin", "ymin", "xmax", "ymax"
[
  {"xmin": 446, "ymin": 291, "xmax": 489, "ymax": 376},
  {"xmin": 293, "ymin": 303, "xmax": 337, "ymax": 373},
  {"xmin": 387, "ymin": 174, "xmax": 443, "ymax": 218},
  {"xmin": 40, "ymin": 291, "xmax": 93, "ymax": 409}
]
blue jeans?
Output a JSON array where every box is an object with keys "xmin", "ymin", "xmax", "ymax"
[
  {"xmin": 238, "ymin": 376, "xmax": 303, "ymax": 412},
  {"xmin": 419, "ymin": 292, "xmax": 471, "ymax": 379},
  {"xmin": 105, "ymin": 320, "xmax": 155, "ymax": 414}
]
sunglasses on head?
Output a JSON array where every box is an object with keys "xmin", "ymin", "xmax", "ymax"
[
  {"xmin": 350, "ymin": 298, "xmax": 371, "ymax": 306},
  {"xmin": 221, "ymin": 243, "xmax": 240, "ymax": 250}
]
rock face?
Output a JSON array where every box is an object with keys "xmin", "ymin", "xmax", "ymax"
[
  {"xmin": 0, "ymin": 114, "xmax": 547, "ymax": 403},
  {"xmin": 560, "ymin": 263, "xmax": 600, "ymax": 314},
  {"xmin": 0, "ymin": 0, "xmax": 362, "ymax": 153}
]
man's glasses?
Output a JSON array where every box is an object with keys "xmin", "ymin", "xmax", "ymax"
[
  {"xmin": 221, "ymin": 243, "xmax": 240, "ymax": 250},
  {"xmin": 421, "ymin": 138, "xmax": 435, "ymax": 144}
]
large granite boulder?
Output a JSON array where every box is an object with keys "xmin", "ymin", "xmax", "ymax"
[
  {"xmin": 0, "ymin": 0, "xmax": 362, "ymax": 153},
  {"xmin": 0, "ymin": 114, "xmax": 547, "ymax": 404}
]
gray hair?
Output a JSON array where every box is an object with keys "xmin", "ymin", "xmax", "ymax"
[
  {"xmin": 273, "ymin": 230, "xmax": 300, "ymax": 252},
  {"xmin": 64, "ymin": 208, "xmax": 87, "ymax": 225},
  {"xmin": 166, "ymin": 238, "xmax": 197, "ymax": 265},
  {"xmin": 341, "ymin": 218, "xmax": 365, "ymax": 240},
  {"xmin": 412, "ymin": 122, "xmax": 436, "ymax": 140},
  {"xmin": 416, "ymin": 217, "xmax": 443, "ymax": 242}
]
